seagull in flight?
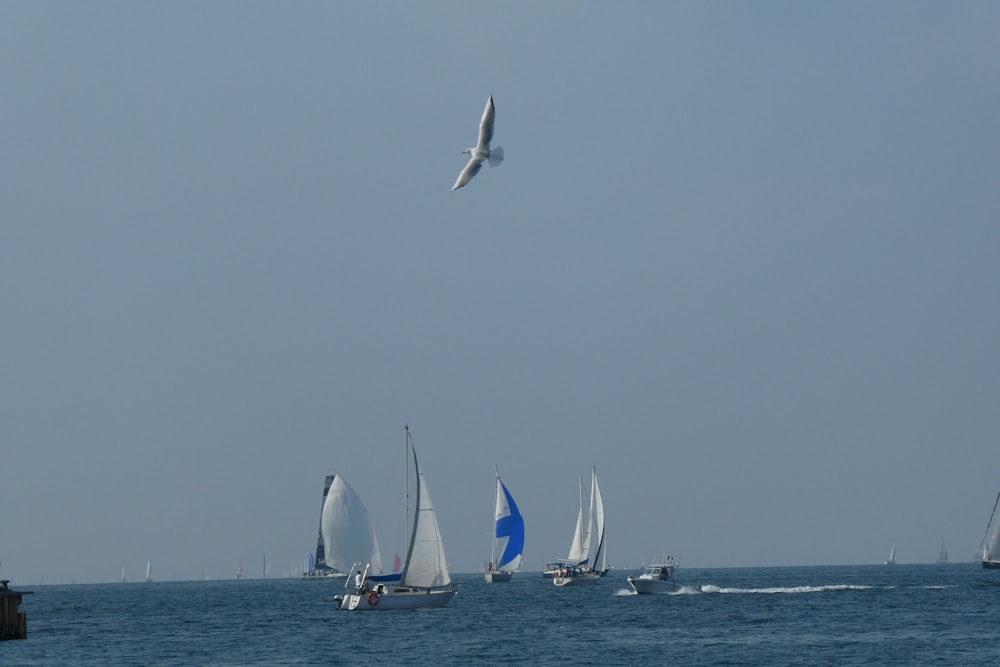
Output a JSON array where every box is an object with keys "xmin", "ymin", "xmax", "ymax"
[{"xmin": 451, "ymin": 95, "xmax": 504, "ymax": 191}]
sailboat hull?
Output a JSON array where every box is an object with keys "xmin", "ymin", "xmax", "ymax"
[
  {"xmin": 335, "ymin": 587, "xmax": 455, "ymax": 611},
  {"xmin": 982, "ymin": 560, "xmax": 1000, "ymax": 570},
  {"xmin": 302, "ymin": 569, "xmax": 349, "ymax": 580},
  {"xmin": 553, "ymin": 573, "xmax": 601, "ymax": 587},
  {"xmin": 484, "ymin": 570, "xmax": 513, "ymax": 583}
]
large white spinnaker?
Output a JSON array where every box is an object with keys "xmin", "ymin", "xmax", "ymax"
[{"xmin": 321, "ymin": 475, "xmax": 383, "ymax": 574}]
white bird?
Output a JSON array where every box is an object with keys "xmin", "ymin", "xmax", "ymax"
[{"xmin": 451, "ymin": 95, "xmax": 504, "ymax": 191}]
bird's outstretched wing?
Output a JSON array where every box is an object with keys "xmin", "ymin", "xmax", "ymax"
[
  {"xmin": 477, "ymin": 95, "xmax": 496, "ymax": 147},
  {"xmin": 452, "ymin": 155, "xmax": 485, "ymax": 191}
]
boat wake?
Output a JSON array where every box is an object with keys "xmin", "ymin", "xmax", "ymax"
[
  {"xmin": 699, "ymin": 584, "xmax": 873, "ymax": 595},
  {"xmin": 673, "ymin": 585, "xmax": 705, "ymax": 595},
  {"xmin": 617, "ymin": 583, "xmax": 873, "ymax": 596},
  {"xmin": 615, "ymin": 584, "xmax": 704, "ymax": 596}
]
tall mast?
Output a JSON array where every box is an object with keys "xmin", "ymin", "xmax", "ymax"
[
  {"xmin": 980, "ymin": 490, "xmax": 1000, "ymax": 559},
  {"xmin": 491, "ymin": 466, "xmax": 499, "ymax": 567},
  {"xmin": 404, "ymin": 425, "xmax": 411, "ymax": 554}
]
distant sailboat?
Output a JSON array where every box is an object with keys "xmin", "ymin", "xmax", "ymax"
[
  {"xmin": 485, "ymin": 470, "xmax": 525, "ymax": 583},
  {"xmin": 884, "ymin": 544, "xmax": 896, "ymax": 565},
  {"xmin": 553, "ymin": 467, "xmax": 609, "ymax": 587},
  {"xmin": 144, "ymin": 561, "xmax": 152, "ymax": 583},
  {"xmin": 936, "ymin": 540, "xmax": 948, "ymax": 564},
  {"xmin": 978, "ymin": 490, "xmax": 1000, "ymax": 569},
  {"xmin": 120, "ymin": 567, "xmax": 126, "ymax": 584}
]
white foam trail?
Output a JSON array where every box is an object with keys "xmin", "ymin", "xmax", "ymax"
[
  {"xmin": 673, "ymin": 585, "xmax": 704, "ymax": 595},
  {"xmin": 614, "ymin": 588, "xmax": 636, "ymax": 596},
  {"xmin": 698, "ymin": 584, "xmax": 873, "ymax": 595}
]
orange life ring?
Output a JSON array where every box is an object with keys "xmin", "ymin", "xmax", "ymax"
[{"xmin": 367, "ymin": 592, "xmax": 380, "ymax": 606}]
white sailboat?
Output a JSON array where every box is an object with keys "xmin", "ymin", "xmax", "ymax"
[
  {"xmin": 935, "ymin": 540, "xmax": 948, "ymax": 564},
  {"xmin": 543, "ymin": 476, "xmax": 586, "ymax": 578},
  {"xmin": 335, "ymin": 426, "xmax": 455, "ymax": 611},
  {"xmin": 304, "ymin": 475, "xmax": 382, "ymax": 579},
  {"xmin": 144, "ymin": 561, "xmax": 152, "ymax": 583},
  {"xmin": 884, "ymin": 544, "xmax": 896, "ymax": 565},
  {"xmin": 978, "ymin": 490, "xmax": 1000, "ymax": 569},
  {"xmin": 485, "ymin": 470, "xmax": 525, "ymax": 583},
  {"xmin": 554, "ymin": 467, "xmax": 609, "ymax": 587}
]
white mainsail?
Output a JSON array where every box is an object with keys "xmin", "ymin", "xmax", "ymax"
[
  {"xmin": 581, "ymin": 476, "xmax": 595, "ymax": 563},
  {"xmin": 400, "ymin": 448, "xmax": 451, "ymax": 588},
  {"xmin": 885, "ymin": 544, "xmax": 896, "ymax": 565},
  {"xmin": 980, "ymin": 491, "xmax": 1000, "ymax": 563},
  {"xmin": 321, "ymin": 475, "xmax": 383, "ymax": 574},
  {"xmin": 567, "ymin": 477, "xmax": 587, "ymax": 563},
  {"xmin": 589, "ymin": 467, "xmax": 607, "ymax": 572},
  {"xmin": 989, "ymin": 528, "xmax": 1000, "ymax": 561}
]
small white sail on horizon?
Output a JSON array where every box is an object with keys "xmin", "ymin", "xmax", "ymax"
[
  {"xmin": 884, "ymin": 544, "xmax": 896, "ymax": 565},
  {"xmin": 936, "ymin": 540, "xmax": 948, "ymax": 564}
]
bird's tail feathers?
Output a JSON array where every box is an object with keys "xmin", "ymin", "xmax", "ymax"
[{"xmin": 488, "ymin": 146, "xmax": 504, "ymax": 166}]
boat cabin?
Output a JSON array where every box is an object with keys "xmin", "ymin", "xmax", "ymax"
[{"xmin": 643, "ymin": 565, "xmax": 671, "ymax": 581}]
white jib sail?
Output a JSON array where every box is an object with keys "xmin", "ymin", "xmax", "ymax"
[
  {"xmin": 590, "ymin": 468, "xmax": 606, "ymax": 570},
  {"xmin": 400, "ymin": 447, "xmax": 451, "ymax": 588},
  {"xmin": 567, "ymin": 477, "xmax": 587, "ymax": 563}
]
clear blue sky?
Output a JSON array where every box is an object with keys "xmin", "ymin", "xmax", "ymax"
[{"xmin": 2, "ymin": 1, "xmax": 998, "ymax": 583}]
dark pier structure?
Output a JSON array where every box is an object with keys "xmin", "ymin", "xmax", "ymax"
[{"xmin": 0, "ymin": 580, "xmax": 32, "ymax": 640}]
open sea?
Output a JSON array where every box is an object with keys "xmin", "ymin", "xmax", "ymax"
[{"xmin": 5, "ymin": 563, "xmax": 999, "ymax": 665}]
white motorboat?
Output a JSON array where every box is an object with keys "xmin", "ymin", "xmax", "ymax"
[{"xmin": 627, "ymin": 558, "xmax": 682, "ymax": 594}]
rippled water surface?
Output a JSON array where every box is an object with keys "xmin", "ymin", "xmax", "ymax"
[{"xmin": 5, "ymin": 564, "xmax": 998, "ymax": 665}]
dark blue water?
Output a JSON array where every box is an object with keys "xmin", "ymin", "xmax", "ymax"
[{"xmin": 5, "ymin": 564, "xmax": 998, "ymax": 665}]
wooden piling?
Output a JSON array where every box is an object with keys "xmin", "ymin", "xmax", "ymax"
[{"xmin": 0, "ymin": 580, "xmax": 32, "ymax": 640}]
